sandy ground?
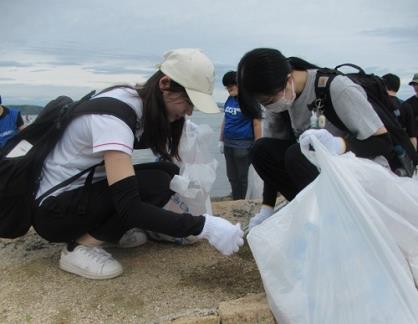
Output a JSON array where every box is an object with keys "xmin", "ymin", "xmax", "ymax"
[{"xmin": 0, "ymin": 199, "xmax": 266, "ymax": 323}]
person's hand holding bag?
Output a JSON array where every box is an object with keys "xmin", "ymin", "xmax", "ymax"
[
  {"xmin": 248, "ymin": 206, "xmax": 274, "ymax": 232},
  {"xmin": 299, "ymin": 129, "xmax": 346, "ymax": 155},
  {"xmin": 197, "ymin": 214, "xmax": 244, "ymax": 255}
]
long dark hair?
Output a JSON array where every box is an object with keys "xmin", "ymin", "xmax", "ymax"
[
  {"xmin": 237, "ymin": 48, "xmax": 319, "ymax": 119},
  {"xmin": 137, "ymin": 70, "xmax": 185, "ymax": 161},
  {"xmin": 98, "ymin": 71, "xmax": 185, "ymax": 161}
]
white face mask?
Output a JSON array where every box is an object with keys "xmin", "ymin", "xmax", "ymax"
[{"xmin": 265, "ymin": 79, "xmax": 296, "ymax": 113}]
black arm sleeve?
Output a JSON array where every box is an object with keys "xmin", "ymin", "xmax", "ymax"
[
  {"xmin": 110, "ymin": 176, "xmax": 205, "ymax": 237},
  {"xmin": 345, "ymin": 133, "xmax": 393, "ymax": 159},
  {"xmin": 401, "ymin": 102, "xmax": 417, "ymax": 138}
]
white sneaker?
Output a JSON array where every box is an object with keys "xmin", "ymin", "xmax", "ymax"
[
  {"xmin": 59, "ymin": 245, "xmax": 123, "ymax": 280},
  {"xmin": 103, "ymin": 228, "xmax": 148, "ymax": 249},
  {"xmin": 118, "ymin": 228, "xmax": 148, "ymax": 248}
]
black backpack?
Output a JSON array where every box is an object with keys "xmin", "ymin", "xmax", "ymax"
[
  {"xmin": 309, "ymin": 64, "xmax": 418, "ymax": 176},
  {"xmin": 0, "ymin": 91, "xmax": 138, "ymax": 238}
]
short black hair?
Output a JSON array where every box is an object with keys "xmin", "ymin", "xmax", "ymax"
[
  {"xmin": 382, "ymin": 73, "xmax": 401, "ymax": 92},
  {"xmin": 237, "ymin": 48, "xmax": 291, "ymax": 119},
  {"xmin": 222, "ymin": 71, "xmax": 237, "ymax": 87}
]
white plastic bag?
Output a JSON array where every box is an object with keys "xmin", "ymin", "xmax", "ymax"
[
  {"xmin": 248, "ymin": 137, "xmax": 418, "ymax": 324},
  {"xmin": 245, "ymin": 164, "xmax": 263, "ymax": 200},
  {"xmin": 172, "ymin": 120, "xmax": 217, "ymax": 215},
  {"xmin": 149, "ymin": 120, "xmax": 217, "ymax": 244}
]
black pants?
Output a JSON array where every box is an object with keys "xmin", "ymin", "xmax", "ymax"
[
  {"xmin": 250, "ymin": 138, "xmax": 319, "ymax": 206},
  {"xmin": 33, "ymin": 162, "xmax": 179, "ymax": 243},
  {"xmin": 224, "ymin": 146, "xmax": 251, "ymax": 200}
]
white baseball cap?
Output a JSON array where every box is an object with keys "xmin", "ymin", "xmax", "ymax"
[{"xmin": 158, "ymin": 48, "xmax": 219, "ymax": 114}]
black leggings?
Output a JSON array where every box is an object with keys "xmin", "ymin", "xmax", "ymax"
[
  {"xmin": 250, "ymin": 138, "xmax": 319, "ymax": 206},
  {"xmin": 33, "ymin": 161, "xmax": 200, "ymax": 243}
]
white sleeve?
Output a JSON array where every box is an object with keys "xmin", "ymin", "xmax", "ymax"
[{"xmin": 90, "ymin": 115, "xmax": 135, "ymax": 155}]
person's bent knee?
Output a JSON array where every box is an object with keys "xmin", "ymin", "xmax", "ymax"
[
  {"xmin": 136, "ymin": 169, "xmax": 174, "ymax": 207},
  {"xmin": 250, "ymin": 137, "xmax": 274, "ymax": 165}
]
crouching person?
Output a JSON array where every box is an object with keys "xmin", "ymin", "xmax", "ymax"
[
  {"xmin": 237, "ymin": 48, "xmax": 392, "ymax": 231},
  {"xmin": 32, "ymin": 49, "xmax": 244, "ymax": 280}
]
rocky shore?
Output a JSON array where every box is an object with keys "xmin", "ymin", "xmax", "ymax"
[{"xmin": 0, "ymin": 199, "xmax": 277, "ymax": 323}]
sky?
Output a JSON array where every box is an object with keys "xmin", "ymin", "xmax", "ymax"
[{"xmin": 1, "ymin": 0, "xmax": 417, "ymax": 106}]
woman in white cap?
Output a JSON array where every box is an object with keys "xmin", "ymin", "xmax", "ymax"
[{"xmin": 32, "ymin": 48, "xmax": 244, "ymax": 280}]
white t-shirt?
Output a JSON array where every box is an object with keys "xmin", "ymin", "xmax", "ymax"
[{"xmin": 36, "ymin": 87, "xmax": 143, "ymax": 201}]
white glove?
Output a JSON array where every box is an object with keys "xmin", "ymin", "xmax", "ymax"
[
  {"xmin": 197, "ymin": 214, "xmax": 244, "ymax": 256},
  {"xmin": 218, "ymin": 141, "xmax": 224, "ymax": 154},
  {"xmin": 299, "ymin": 129, "xmax": 345, "ymax": 155},
  {"xmin": 248, "ymin": 206, "xmax": 274, "ymax": 232}
]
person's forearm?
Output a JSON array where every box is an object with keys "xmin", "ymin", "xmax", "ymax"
[
  {"xmin": 110, "ymin": 176, "xmax": 205, "ymax": 237},
  {"xmin": 253, "ymin": 118, "xmax": 262, "ymax": 140},
  {"xmin": 410, "ymin": 137, "xmax": 417, "ymax": 150},
  {"xmin": 219, "ymin": 118, "xmax": 225, "ymax": 141}
]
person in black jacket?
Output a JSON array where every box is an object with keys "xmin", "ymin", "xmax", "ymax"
[
  {"xmin": 404, "ymin": 73, "xmax": 418, "ymax": 137},
  {"xmin": 382, "ymin": 73, "xmax": 417, "ymax": 150}
]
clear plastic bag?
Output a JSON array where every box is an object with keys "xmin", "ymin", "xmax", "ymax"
[
  {"xmin": 248, "ymin": 137, "xmax": 418, "ymax": 324},
  {"xmin": 245, "ymin": 164, "xmax": 263, "ymax": 200},
  {"xmin": 172, "ymin": 120, "xmax": 217, "ymax": 215},
  {"xmin": 148, "ymin": 120, "xmax": 217, "ymax": 244}
]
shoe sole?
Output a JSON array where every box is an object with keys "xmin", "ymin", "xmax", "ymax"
[{"xmin": 59, "ymin": 259, "xmax": 123, "ymax": 280}]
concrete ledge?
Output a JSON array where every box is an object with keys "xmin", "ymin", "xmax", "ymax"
[
  {"xmin": 161, "ymin": 293, "xmax": 275, "ymax": 323},
  {"xmin": 218, "ymin": 293, "xmax": 275, "ymax": 324},
  {"xmin": 161, "ymin": 314, "xmax": 220, "ymax": 324}
]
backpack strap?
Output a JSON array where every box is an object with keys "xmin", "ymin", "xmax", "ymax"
[
  {"xmin": 309, "ymin": 68, "xmax": 348, "ymax": 131},
  {"xmin": 35, "ymin": 161, "xmax": 103, "ymax": 204},
  {"xmin": 334, "ymin": 63, "xmax": 366, "ymax": 74},
  {"xmin": 70, "ymin": 97, "xmax": 138, "ymax": 133},
  {"xmin": 72, "ymin": 96, "xmax": 151, "ymax": 149}
]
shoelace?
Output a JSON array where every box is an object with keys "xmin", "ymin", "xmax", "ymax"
[{"xmin": 81, "ymin": 246, "xmax": 113, "ymax": 263}]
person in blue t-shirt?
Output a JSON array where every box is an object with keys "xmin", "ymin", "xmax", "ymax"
[
  {"xmin": 0, "ymin": 95, "xmax": 24, "ymax": 148},
  {"xmin": 219, "ymin": 71, "xmax": 262, "ymax": 200}
]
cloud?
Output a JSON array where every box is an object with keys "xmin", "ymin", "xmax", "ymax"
[
  {"xmin": 82, "ymin": 64, "xmax": 156, "ymax": 76},
  {"xmin": 361, "ymin": 26, "xmax": 418, "ymax": 41},
  {"xmin": 0, "ymin": 83, "xmax": 93, "ymax": 106},
  {"xmin": 0, "ymin": 61, "xmax": 32, "ymax": 67},
  {"xmin": 1, "ymin": 0, "xmax": 417, "ymax": 104}
]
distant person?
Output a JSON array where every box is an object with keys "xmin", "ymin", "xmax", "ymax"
[
  {"xmin": 219, "ymin": 71, "xmax": 262, "ymax": 200},
  {"xmin": 382, "ymin": 73, "xmax": 417, "ymax": 149},
  {"xmin": 236, "ymin": 48, "xmax": 392, "ymax": 231},
  {"xmin": 32, "ymin": 49, "xmax": 244, "ymax": 280},
  {"xmin": 404, "ymin": 73, "xmax": 418, "ymax": 136},
  {"xmin": 0, "ymin": 95, "xmax": 24, "ymax": 148}
]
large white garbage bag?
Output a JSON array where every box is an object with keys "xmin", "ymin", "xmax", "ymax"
[{"xmin": 248, "ymin": 137, "xmax": 418, "ymax": 324}]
